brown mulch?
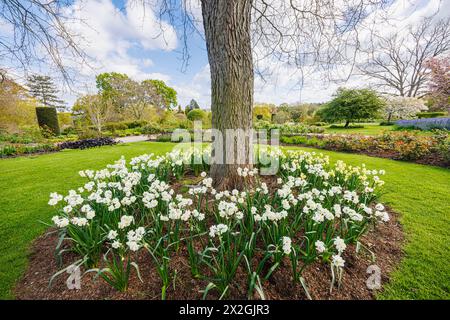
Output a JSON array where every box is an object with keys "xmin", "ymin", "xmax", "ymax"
[{"xmin": 14, "ymin": 208, "xmax": 404, "ymax": 300}]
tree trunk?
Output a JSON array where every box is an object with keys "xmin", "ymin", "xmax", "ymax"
[
  {"xmin": 344, "ymin": 120, "xmax": 350, "ymax": 128},
  {"xmin": 201, "ymin": 0, "xmax": 254, "ymax": 190}
]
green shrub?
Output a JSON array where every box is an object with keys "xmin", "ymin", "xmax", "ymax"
[
  {"xmin": 104, "ymin": 122, "xmax": 128, "ymax": 132},
  {"xmin": 142, "ymin": 123, "xmax": 164, "ymax": 134},
  {"xmin": 187, "ymin": 109, "xmax": 206, "ymax": 121},
  {"xmin": 123, "ymin": 120, "xmax": 148, "ymax": 129},
  {"xmin": 78, "ymin": 128, "xmax": 102, "ymax": 140},
  {"xmin": 36, "ymin": 107, "xmax": 60, "ymax": 135},
  {"xmin": 379, "ymin": 121, "xmax": 395, "ymax": 126},
  {"xmin": 0, "ymin": 145, "xmax": 17, "ymax": 157},
  {"xmin": 417, "ymin": 112, "xmax": 447, "ymax": 119}
]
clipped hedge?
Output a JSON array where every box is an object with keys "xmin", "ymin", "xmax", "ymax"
[
  {"xmin": 417, "ymin": 112, "xmax": 447, "ymax": 119},
  {"xmin": 36, "ymin": 107, "xmax": 60, "ymax": 135}
]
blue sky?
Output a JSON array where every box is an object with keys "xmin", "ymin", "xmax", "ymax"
[{"xmin": 2, "ymin": 0, "xmax": 448, "ymax": 109}]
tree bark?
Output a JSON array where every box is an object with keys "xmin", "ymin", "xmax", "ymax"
[{"xmin": 201, "ymin": 0, "xmax": 254, "ymax": 190}]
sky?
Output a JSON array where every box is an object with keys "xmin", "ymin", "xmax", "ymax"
[{"xmin": 1, "ymin": 0, "xmax": 449, "ymax": 109}]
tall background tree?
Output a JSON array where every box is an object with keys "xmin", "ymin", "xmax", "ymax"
[
  {"xmin": 358, "ymin": 17, "xmax": 450, "ymax": 97},
  {"xmin": 27, "ymin": 75, "xmax": 66, "ymax": 110}
]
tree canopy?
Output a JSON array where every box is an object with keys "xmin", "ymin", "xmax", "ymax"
[
  {"xmin": 318, "ymin": 88, "xmax": 385, "ymax": 127},
  {"xmin": 27, "ymin": 75, "xmax": 66, "ymax": 110}
]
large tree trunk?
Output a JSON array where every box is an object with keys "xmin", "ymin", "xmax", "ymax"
[{"xmin": 201, "ymin": 0, "xmax": 254, "ymax": 190}]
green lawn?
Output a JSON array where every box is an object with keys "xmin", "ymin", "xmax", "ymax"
[
  {"xmin": 0, "ymin": 142, "xmax": 449, "ymax": 299},
  {"xmin": 322, "ymin": 123, "xmax": 394, "ymax": 135},
  {"xmin": 322, "ymin": 122, "xmax": 435, "ymax": 136}
]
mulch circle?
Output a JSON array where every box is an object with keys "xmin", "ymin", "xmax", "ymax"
[{"xmin": 14, "ymin": 208, "xmax": 404, "ymax": 300}]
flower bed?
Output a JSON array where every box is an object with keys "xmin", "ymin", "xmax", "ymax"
[
  {"xmin": 16, "ymin": 148, "xmax": 401, "ymax": 300},
  {"xmin": 0, "ymin": 143, "xmax": 58, "ymax": 158},
  {"xmin": 281, "ymin": 131, "xmax": 450, "ymax": 168},
  {"xmin": 396, "ymin": 117, "xmax": 450, "ymax": 130}
]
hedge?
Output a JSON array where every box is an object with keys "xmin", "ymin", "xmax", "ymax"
[
  {"xmin": 36, "ymin": 107, "xmax": 60, "ymax": 135},
  {"xmin": 417, "ymin": 112, "xmax": 447, "ymax": 119}
]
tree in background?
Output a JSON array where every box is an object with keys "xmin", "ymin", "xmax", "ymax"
[
  {"xmin": 144, "ymin": 80, "xmax": 178, "ymax": 109},
  {"xmin": 72, "ymin": 94, "xmax": 114, "ymax": 133},
  {"xmin": 318, "ymin": 88, "xmax": 385, "ymax": 127},
  {"xmin": 27, "ymin": 75, "xmax": 66, "ymax": 110},
  {"xmin": 425, "ymin": 56, "xmax": 450, "ymax": 112},
  {"xmin": 253, "ymin": 103, "xmax": 274, "ymax": 121},
  {"xmin": 359, "ymin": 17, "xmax": 450, "ymax": 97},
  {"xmin": 187, "ymin": 109, "xmax": 206, "ymax": 122},
  {"xmin": 95, "ymin": 73, "xmax": 178, "ymax": 119},
  {"xmin": 0, "ymin": 74, "xmax": 38, "ymax": 131},
  {"xmin": 383, "ymin": 96, "xmax": 428, "ymax": 123},
  {"xmin": 185, "ymin": 99, "xmax": 200, "ymax": 115}
]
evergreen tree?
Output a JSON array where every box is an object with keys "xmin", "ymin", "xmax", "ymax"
[{"xmin": 27, "ymin": 75, "xmax": 66, "ymax": 110}]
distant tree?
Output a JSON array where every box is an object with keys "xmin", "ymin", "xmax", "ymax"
[
  {"xmin": 187, "ymin": 109, "xmax": 206, "ymax": 122},
  {"xmin": 144, "ymin": 80, "xmax": 178, "ymax": 109},
  {"xmin": 318, "ymin": 88, "xmax": 385, "ymax": 127},
  {"xmin": 272, "ymin": 110, "xmax": 291, "ymax": 124},
  {"xmin": 253, "ymin": 104, "xmax": 273, "ymax": 121},
  {"xmin": 72, "ymin": 94, "xmax": 114, "ymax": 132},
  {"xmin": 185, "ymin": 99, "xmax": 200, "ymax": 115},
  {"xmin": 358, "ymin": 17, "xmax": 450, "ymax": 97},
  {"xmin": 96, "ymin": 72, "xmax": 132, "ymax": 110},
  {"xmin": 95, "ymin": 73, "xmax": 178, "ymax": 119},
  {"xmin": 425, "ymin": 56, "xmax": 450, "ymax": 112},
  {"xmin": 27, "ymin": 75, "xmax": 66, "ymax": 110},
  {"xmin": 0, "ymin": 74, "xmax": 37, "ymax": 130},
  {"xmin": 383, "ymin": 96, "xmax": 428, "ymax": 122}
]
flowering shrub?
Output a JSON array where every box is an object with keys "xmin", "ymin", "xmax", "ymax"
[
  {"xmin": 48, "ymin": 148, "xmax": 390, "ymax": 299},
  {"xmin": 281, "ymin": 131, "xmax": 449, "ymax": 166}
]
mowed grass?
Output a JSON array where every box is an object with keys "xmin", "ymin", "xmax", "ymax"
[
  {"xmin": 322, "ymin": 122, "xmax": 433, "ymax": 136},
  {"xmin": 323, "ymin": 123, "xmax": 395, "ymax": 135},
  {"xmin": 0, "ymin": 142, "xmax": 449, "ymax": 299}
]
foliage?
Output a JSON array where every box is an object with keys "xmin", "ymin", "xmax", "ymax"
[
  {"xmin": 59, "ymin": 137, "xmax": 117, "ymax": 150},
  {"xmin": 0, "ymin": 143, "xmax": 57, "ymax": 158},
  {"xmin": 187, "ymin": 109, "xmax": 206, "ymax": 122},
  {"xmin": 143, "ymin": 79, "xmax": 178, "ymax": 109},
  {"xmin": 95, "ymin": 73, "xmax": 178, "ymax": 117},
  {"xmin": 72, "ymin": 95, "xmax": 114, "ymax": 132},
  {"xmin": 416, "ymin": 111, "xmax": 447, "ymax": 118},
  {"xmin": 318, "ymin": 88, "xmax": 385, "ymax": 126},
  {"xmin": 185, "ymin": 99, "xmax": 200, "ymax": 114},
  {"xmin": 255, "ymin": 121, "xmax": 324, "ymax": 134},
  {"xmin": 253, "ymin": 104, "xmax": 273, "ymax": 121},
  {"xmin": 35, "ymin": 107, "xmax": 60, "ymax": 135},
  {"xmin": 280, "ymin": 135, "xmax": 325, "ymax": 147},
  {"xmin": 272, "ymin": 110, "xmax": 291, "ymax": 124},
  {"xmin": 27, "ymin": 75, "xmax": 66, "ymax": 110},
  {"xmin": 383, "ymin": 96, "xmax": 428, "ymax": 122},
  {"xmin": 0, "ymin": 76, "xmax": 39, "ymax": 131},
  {"xmin": 47, "ymin": 148, "xmax": 388, "ymax": 298}
]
